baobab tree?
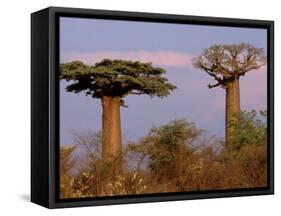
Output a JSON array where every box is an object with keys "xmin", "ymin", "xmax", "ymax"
[
  {"xmin": 60, "ymin": 59, "xmax": 176, "ymax": 174},
  {"xmin": 193, "ymin": 43, "xmax": 266, "ymax": 143}
]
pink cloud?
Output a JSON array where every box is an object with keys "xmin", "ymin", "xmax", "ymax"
[{"xmin": 61, "ymin": 50, "xmax": 194, "ymax": 67}]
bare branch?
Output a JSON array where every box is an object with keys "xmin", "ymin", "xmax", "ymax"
[
  {"xmin": 208, "ymin": 82, "xmax": 222, "ymax": 89},
  {"xmin": 194, "ymin": 60, "xmax": 224, "ymax": 81},
  {"xmin": 239, "ymin": 61, "xmax": 266, "ymax": 76},
  {"xmin": 193, "ymin": 43, "xmax": 266, "ymax": 85}
]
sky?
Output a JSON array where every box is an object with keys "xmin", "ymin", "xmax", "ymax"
[{"xmin": 59, "ymin": 17, "xmax": 267, "ymax": 146}]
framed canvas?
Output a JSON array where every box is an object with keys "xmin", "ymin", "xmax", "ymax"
[{"xmin": 31, "ymin": 6, "xmax": 274, "ymax": 208}]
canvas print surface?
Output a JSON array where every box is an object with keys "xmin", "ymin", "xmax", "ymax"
[{"xmin": 59, "ymin": 17, "xmax": 268, "ymax": 199}]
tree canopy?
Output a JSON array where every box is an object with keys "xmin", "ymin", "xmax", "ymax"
[
  {"xmin": 60, "ymin": 59, "xmax": 177, "ymax": 100},
  {"xmin": 193, "ymin": 43, "xmax": 266, "ymax": 88},
  {"xmin": 127, "ymin": 119, "xmax": 202, "ymax": 174}
]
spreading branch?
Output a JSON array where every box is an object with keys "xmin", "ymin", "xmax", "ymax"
[
  {"xmin": 193, "ymin": 43, "xmax": 266, "ymax": 88},
  {"xmin": 60, "ymin": 59, "xmax": 177, "ymax": 105},
  {"xmin": 208, "ymin": 82, "xmax": 222, "ymax": 89}
]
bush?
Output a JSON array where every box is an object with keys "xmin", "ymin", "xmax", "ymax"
[
  {"xmin": 60, "ymin": 112, "xmax": 267, "ymax": 198},
  {"xmin": 228, "ymin": 110, "xmax": 267, "ymax": 151}
]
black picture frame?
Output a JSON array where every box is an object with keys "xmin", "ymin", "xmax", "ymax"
[{"xmin": 31, "ymin": 6, "xmax": 274, "ymax": 209}]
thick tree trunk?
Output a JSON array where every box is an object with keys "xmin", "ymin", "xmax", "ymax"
[
  {"xmin": 101, "ymin": 96, "xmax": 122, "ymax": 175},
  {"xmin": 225, "ymin": 78, "xmax": 240, "ymax": 144}
]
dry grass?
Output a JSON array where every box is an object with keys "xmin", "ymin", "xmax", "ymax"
[{"xmin": 60, "ymin": 141, "xmax": 267, "ymax": 198}]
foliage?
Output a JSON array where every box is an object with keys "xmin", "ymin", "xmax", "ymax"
[
  {"xmin": 60, "ymin": 59, "xmax": 177, "ymax": 101},
  {"xmin": 228, "ymin": 110, "xmax": 267, "ymax": 151},
  {"xmin": 60, "ymin": 112, "xmax": 267, "ymax": 198},
  {"xmin": 128, "ymin": 119, "xmax": 202, "ymax": 182}
]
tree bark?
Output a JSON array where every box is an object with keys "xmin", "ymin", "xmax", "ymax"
[
  {"xmin": 101, "ymin": 96, "xmax": 122, "ymax": 175},
  {"xmin": 225, "ymin": 78, "xmax": 240, "ymax": 144}
]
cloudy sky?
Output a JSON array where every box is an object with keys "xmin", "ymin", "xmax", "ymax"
[{"xmin": 59, "ymin": 17, "xmax": 267, "ymax": 145}]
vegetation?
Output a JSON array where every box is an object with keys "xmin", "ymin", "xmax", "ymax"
[
  {"xmin": 193, "ymin": 43, "xmax": 266, "ymax": 143},
  {"xmin": 227, "ymin": 110, "xmax": 267, "ymax": 151},
  {"xmin": 59, "ymin": 43, "xmax": 267, "ymax": 198},
  {"xmin": 60, "ymin": 59, "xmax": 176, "ymax": 175},
  {"xmin": 60, "ymin": 111, "xmax": 267, "ymax": 198}
]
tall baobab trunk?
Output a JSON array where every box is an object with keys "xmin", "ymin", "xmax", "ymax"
[
  {"xmin": 101, "ymin": 96, "xmax": 122, "ymax": 175},
  {"xmin": 225, "ymin": 78, "xmax": 240, "ymax": 143}
]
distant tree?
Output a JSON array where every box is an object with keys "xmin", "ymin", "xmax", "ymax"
[
  {"xmin": 193, "ymin": 43, "xmax": 266, "ymax": 143},
  {"xmin": 60, "ymin": 59, "xmax": 176, "ymax": 174}
]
